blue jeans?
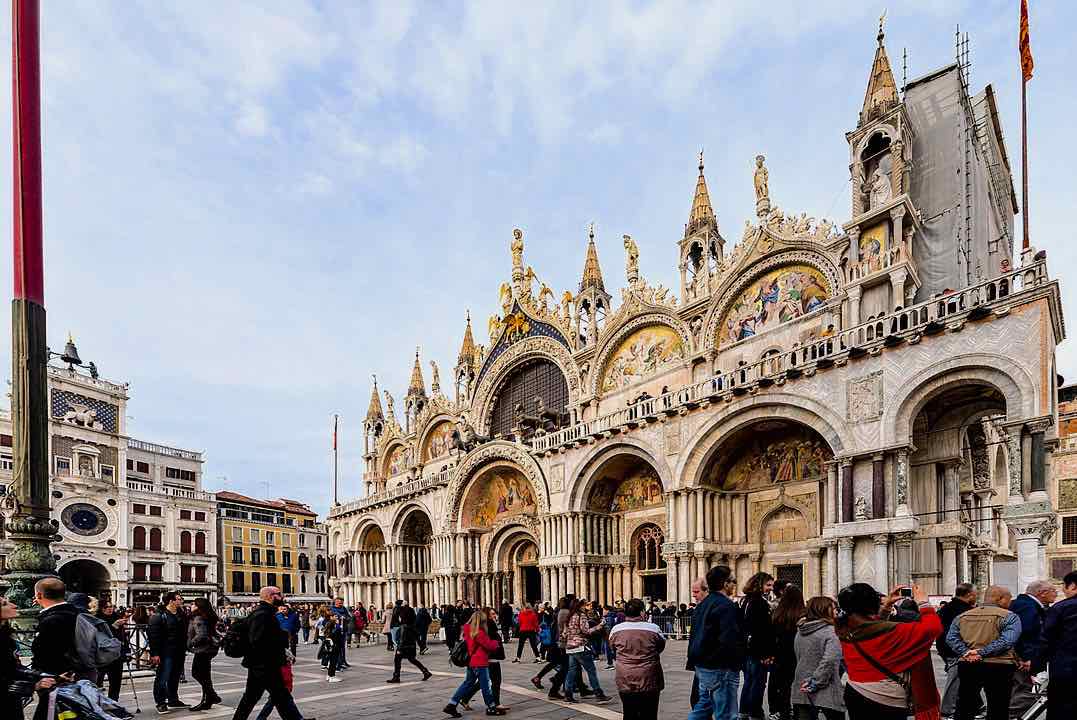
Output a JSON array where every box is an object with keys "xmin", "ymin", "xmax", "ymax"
[
  {"xmin": 689, "ymin": 667, "xmax": 740, "ymax": 720},
  {"xmin": 740, "ymin": 658, "xmax": 768, "ymax": 719},
  {"xmin": 152, "ymin": 654, "xmax": 182, "ymax": 705},
  {"xmin": 565, "ymin": 650, "xmax": 603, "ymax": 698},
  {"xmin": 451, "ymin": 666, "xmax": 496, "ymax": 709}
]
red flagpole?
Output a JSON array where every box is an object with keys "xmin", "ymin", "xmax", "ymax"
[{"xmin": 13, "ymin": 0, "xmax": 43, "ymax": 303}]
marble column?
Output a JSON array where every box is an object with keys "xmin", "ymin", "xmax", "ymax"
[
  {"xmin": 872, "ymin": 535, "xmax": 889, "ymax": 590},
  {"xmin": 695, "ymin": 490, "xmax": 705, "ymax": 542},
  {"xmin": 893, "ymin": 533, "xmax": 914, "ymax": 587},
  {"xmin": 837, "ymin": 537, "xmax": 854, "ymax": 589},
  {"xmin": 841, "ymin": 462, "xmax": 854, "ymax": 523},
  {"xmin": 678, "ymin": 557, "xmax": 691, "ymax": 603},
  {"xmin": 827, "ymin": 542, "xmax": 839, "ymax": 597},
  {"xmin": 847, "ymin": 285, "xmax": 862, "ymax": 326},
  {"xmin": 895, "ymin": 448, "xmax": 910, "ymax": 517},
  {"xmin": 941, "ymin": 541, "xmax": 958, "ymax": 596},
  {"xmin": 1029, "ymin": 419, "xmax": 1050, "ymax": 500},
  {"xmin": 826, "ymin": 463, "xmax": 838, "ymax": 526},
  {"xmin": 1006, "ymin": 425, "xmax": 1024, "ymax": 504},
  {"xmin": 872, "ymin": 455, "xmax": 885, "ymax": 520},
  {"xmin": 668, "ymin": 557, "xmax": 679, "ymax": 603},
  {"xmin": 808, "ymin": 549, "xmax": 822, "ymax": 597}
]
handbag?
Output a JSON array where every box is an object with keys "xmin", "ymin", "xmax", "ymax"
[{"xmin": 449, "ymin": 639, "xmax": 471, "ymax": 668}]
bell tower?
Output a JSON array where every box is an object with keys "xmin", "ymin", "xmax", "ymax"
[
  {"xmin": 363, "ymin": 377, "xmax": 384, "ymax": 494},
  {"xmin": 404, "ymin": 348, "xmax": 427, "ymax": 433},
  {"xmin": 454, "ymin": 312, "xmax": 477, "ymax": 405},
  {"xmin": 575, "ymin": 225, "xmax": 612, "ymax": 348},
  {"xmin": 679, "ymin": 151, "xmax": 724, "ymax": 304},
  {"xmin": 842, "ymin": 18, "xmax": 922, "ymax": 325}
]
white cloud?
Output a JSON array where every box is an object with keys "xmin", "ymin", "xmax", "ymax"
[
  {"xmin": 235, "ymin": 102, "xmax": 271, "ymax": 138},
  {"xmin": 587, "ymin": 122, "xmax": 623, "ymax": 145}
]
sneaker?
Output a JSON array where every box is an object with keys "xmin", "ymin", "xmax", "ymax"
[
  {"xmin": 579, "ymin": 689, "xmax": 595, "ymax": 697},
  {"xmin": 593, "ymin": 693, "xmax": 612, "ymax": 704},
  {"xmin": 530, "ymin": 677, "xmax": 543, "ymax": 690},
  {"xmin": 157, "ymin": 704, "xmax": 171, "ymax": 715},
  {"xmin": 605, "ymin": 664, "xmax": 614, "ymax": 669},
  {"xmin": 443, "ymin": 705, "xmax": 463, "ymax": 718},
  {"xmin": 563, "ymin": 695, "xmax": 578, "ymax": 704},
  {"xmin": 533, "ymin": 658, "xmax": 541, "ymax": 663},
  {"xmin": 512, "ymin": 658, "xmax": 520, "ymax": 663},
  {"xmin": 327, "ymin": 676, "xmax": 342, "ymax": 683}
]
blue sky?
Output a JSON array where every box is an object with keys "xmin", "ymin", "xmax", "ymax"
[{"xmin": 0, "ymin": 1, "xmax": 1073, "ymax": 517}]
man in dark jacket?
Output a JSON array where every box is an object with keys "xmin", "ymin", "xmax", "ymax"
[
  {"xmin": 31, "ymin": 578, "xmax": 80, "ymax": 676},
  {"xmin": 148, "ymin": 590, "xmax": 189, "ymax": 713},
  {"xmin": 1008, "ymin": 580, "xmax": 1058, "ymax": 717},
  {"xmin": 937, "ymin": 583, "xmax": 977, "ymax": 718},
  {"xmin": 441, "ymin": 603, "xmax": 459, "ymax": 651},
  {"xmin": 687, "ymin": 565, "xmax": 742, "ymax": 720},
  {"xmin": 1040, "ymin": 571, "xmax": 1077, "ymax": 720},
  {"xmin": 231, "ymin": 587, "xmax": 309, "ymax": 720},
  {"xmin": 329, "ymin": 598, "xmax": 350, "ymax": 669}
]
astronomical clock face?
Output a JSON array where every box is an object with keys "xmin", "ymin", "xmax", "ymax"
[{"xmin": 61, "ymin": 503, "xmax": 108, "ymax": 536}]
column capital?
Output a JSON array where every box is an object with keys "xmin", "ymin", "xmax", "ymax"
[
  {"xmin": 1026, "ymin": 417, "xmax": 1053, "ymax": 435},
  {"xmin": 872, "ymin": 534, "xmax": 890, "ymax": 546},
  {"xmin": 889, "ymin": 205, "xmax": 907, "ymax": 221},
  {"xmin": 892, "ymin": 531, "xmax": 916, "ymax": 545},
  {"xmin": 837, "ymin": 536, "xmax": 856, "ymax": 549}
]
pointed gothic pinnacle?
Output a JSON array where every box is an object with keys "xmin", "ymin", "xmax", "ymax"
[
  {"xmin": 580, "ymin": 226, "xmax": 605, "ymax": 293},
  {"xmin": 408, "ymin": 346, "xmax": 426, "ymax": 397},
  {"xmin": 687, "ymin": 152, "xmax": 718, "ymax": 238},
  {"xmin": 366, "ymin": 375, "xmax": 384, "ymax": 422},
  {"xmin": 458, "ymin": 311, "xmax": 477, "ymax": 364}
]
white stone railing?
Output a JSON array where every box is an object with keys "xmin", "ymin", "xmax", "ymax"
[
  {"xmin": 532, "ymin": 261, "xmax": 1048, "ymax": 453},
  {"xmin": 128, "ymin": 437, "xmax": 203, "ymax": 461},
  {"xmin": 330, "ymin": 466, "xmax": 453, "ymax": 517},
  {"xmin": 125, "ymin": 480, "xmax": 215, "ymax": 501}
]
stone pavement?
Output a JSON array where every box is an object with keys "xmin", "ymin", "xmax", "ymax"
[{"xmin": 41, "ymin": 637, "xmax": 952, "ymax": 719}]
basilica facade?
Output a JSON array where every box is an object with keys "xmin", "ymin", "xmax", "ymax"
[{"xmin": 326, "ymin": 28, "xmax": 1065, "ymax": 609}]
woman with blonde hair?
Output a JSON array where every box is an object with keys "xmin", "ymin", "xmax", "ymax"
[{"xmin": 443, "ymin": 607, "xmax": 504, "ymax": 717}]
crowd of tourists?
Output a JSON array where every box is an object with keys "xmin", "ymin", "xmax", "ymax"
[{"xmin": 2, "ymin": 570, "xmax": 1075, "ymax": 720}]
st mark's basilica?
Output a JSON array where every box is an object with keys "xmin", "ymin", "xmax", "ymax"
[{"xmin": 326, "ymin": 26, "xmax": 1066, "ymax": 609}]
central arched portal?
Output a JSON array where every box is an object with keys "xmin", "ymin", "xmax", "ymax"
[
  {"xmin": 583, "ymin": 453, "xmax": 667, "ymax": 602},
  {"xmin": 699, "ymin": 418, "xmax": 833, "ymax": 589},
  {"xmin": 458, "ymin": 462, "xmax": 541, "ymax": 605},
  {"xmin": 397, "ymin": 507, "xmax": 434, "ymax": 607}
]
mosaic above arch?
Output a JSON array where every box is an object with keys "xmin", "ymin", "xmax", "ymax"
[
  {"xmin": 717, "ymin": 264, "xmax": 830, "ymax": 347},
  {"xmin": 588, "ymin": 464, "xmax": 664, "ymax": 513},
  {"xmin": 600, "ymin": 324, "xmax": 685, "ymax": 394},
  {"xmin": 423, "ymin": 421, "xmax": 454, "ymax": 461},
  {"xmin": 461, "ymin": 466, "xmax": 537, "ymax": 531},
  {"xmin": 385, "ymin": 444, "xmax": 411, "ymax": 477},
  {"xmin": 706, "ymin": 421, "xmax": 832, "ymax": 491}
]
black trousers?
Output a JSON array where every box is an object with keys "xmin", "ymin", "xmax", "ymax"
[
  {"xmin": 620, "ymin": 690, "xmax": 660, "ymax": 720},
  {"xmin": 768, "ymin": 662, "xmax": 794, "ymax": 719},
  {"xmin": 392, "ymin": 653, "xmax": 429, "ymax": 678},
  {"xmin": 793, "ymin": 704, "xmax": 845, "ymax": 720},
  {"xmin": 445, "ymin": 625, "xmax": 460, "ymax": 651},
  {"xmin": 231, "ymin": 668, "xmax": 302, "ymax": 720},
  {"xmin": 103, "ymin": 659, "xmax": 124, "ymax": 701},
  {"xmin": 957, "ymin": 662, "xmax": 1015, "ymax": 720},
  {"xmin": 191, "ymin": 653, "xmax": 217, "ymax": 701},
  {"xmin": 515, "ymin": 632, "xmax": 539, "ymax": 659}
]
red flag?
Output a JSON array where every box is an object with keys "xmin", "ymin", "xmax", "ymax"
[{"xmin": 1020, "ymin": 0, "xmax": 1034, "ymax": 81}]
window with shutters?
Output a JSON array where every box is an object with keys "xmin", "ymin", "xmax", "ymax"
[
  {"xmin": 149, "ymin": 527, "xmax": 162, "ymax": 551},
  {"xmin": 232, "ymin": 571, "xmax": 244, "ymax": 592},
  {"xmin": 488, "ymin": 358, "xmax": 569, "ymax": 440},
  {"xmin": 195, "ymin": 565, "xmax": 207, "ymax": 583},
  {"xmin": 1063, "ymin": 516, "xmax": 1077, "ymax": 545},
  {"xmin": 195, "ymin": 532, "xmax": 206, "ymax": 554},
  {"xmin": 133, "ymin": 526, "xmax": 146, "ymax": 550},
  {"xmin": 180, "ymin": 531, "xmax": 192, "ymax": 554}
]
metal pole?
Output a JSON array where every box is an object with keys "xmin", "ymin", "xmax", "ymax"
[
  {"xmin": 3, "ymin": 0, "xmax": 56, "ymax": 619},
  {"xmin": 332, "ymin": 414, "xmax": 339, "ymax": 505},
  {"xmin": 1021, "ymin": 77, "xmax": 1029, "ymax": 250}
]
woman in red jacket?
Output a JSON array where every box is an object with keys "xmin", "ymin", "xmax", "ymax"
[
  {"xmin": 443, "ymin": 607, "xmax": 506, "ymax": 718},
  {"xmin": 836, "ymin": 583, "xmax": 942, "ymax": 720},
  {"xmin": 514, "ymin": 604, "xmax": 541, "ymax": 662}
]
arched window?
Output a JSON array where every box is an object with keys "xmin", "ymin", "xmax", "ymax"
[
  {"xmin": 149, "ymin": 527, "xmax": 162, "ymax": 551},
  {"xmin": 180, "ymin": 531, "xmax": 192, "ymax": 554},
  {"xmin": 133, "ymin": 525, "xmax": 146, "ymax": 550},
  {"xmin": 299, "ymin": 553, "xmax": 309, "ymax": 571},
  {"xmin": 316, "ymin": 555, "xmax": 326, "ymax": 572},
  {"xmin": 488, "ymin": 358, "xmax": 569, "ymax": 440},
  {"xmin": 195, "ymin": 531, "xmax": 206, "ymax": 554},
  {"xmin": 634, "ymin": 525, "xmax": 666, "ymax": 571}
]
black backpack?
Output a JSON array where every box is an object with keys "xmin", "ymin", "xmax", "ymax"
[
  {"xmin": 449, "ymin": 638, "xmax": 471, "ymax": 667},
  {"xmin": 223, "ymin": 617, "xmax": 250, "ymax": 659}
]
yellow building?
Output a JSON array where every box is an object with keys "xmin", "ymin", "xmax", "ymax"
[{"xmin": 217, "ymin": 491, "xmax": 329, "ymax": 604}]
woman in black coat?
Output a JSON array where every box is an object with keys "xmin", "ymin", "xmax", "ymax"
[
  {"xmin": 386, "ymin": 606, "xmax": 432, "ymax": 683},
  {"xmin": 2, "ymin": 596, "xmax": 58, "ymax": 720}
]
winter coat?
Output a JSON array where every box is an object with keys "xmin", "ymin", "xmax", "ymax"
[
  {"xmin": 187, "ymin": 615, "xmax": 221, "ymax": 655},
  {"xmin": 739, "ymin": 593, "xmax": 776, "ymax": 659},
  {"xmin": 609, "ymin": 619, "xmax": 665, "ymax": 693},
  {"xmin": 936, "ymin": 596, "xmax": 974, "ymax": 660},
  {"xmin": 395, "ymin": 624, "xmax": 419, "ymax": 658},
  {"xmin": 687, "ymin": 591, "xmax": 743, "ymax": 671},
  {"xmin": 148, "ymin": 608, "xmax": 188, "ymax": 658},
  {"xmin": 276, "ymin": 609, "xmax": 300, "ymax": 634},
  {"xmin": 790, "ymin": 619, "xmax": 844, "ymax": 712},
  {"xmin": 565, "ymin": 611, "xmax": 604, "ymax": 652},
  {"xmin": 242, "ymin": 601, "xmax": 289, "ymax": 671},
  {"xmin": 517, "ymin": 608, "xmax": 540, "ymax": 633},
  {"xmin": 463, "ymin": 626, "xmax": 500, "ymax": 668}
]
